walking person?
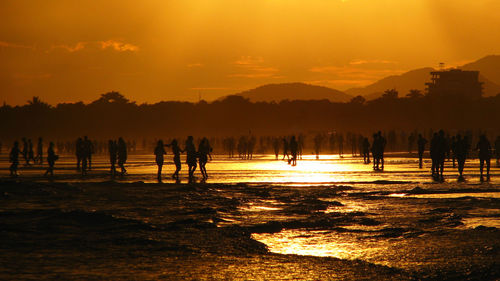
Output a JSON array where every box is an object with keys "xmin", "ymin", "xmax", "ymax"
[
  {"xmin": 185, "ymin": 136, "xmax": 197, "ymax": 181},
  {"xmin": 117, "ymin": 137, "xmax": 128, "ymax": 176},
  {"xmin": 154, "ymin": 140, "xmax": 167, "ymax": 182},
  {"xmin": 417, "ymin": 134, "xmax": 427, "ymax": 169},
  {"xmin": 166, "ymin": 139, "xmax": 183, "ymax": 180},
  {"xmin": 9, "ymin": 141, "xmax": 21, "ymax": 177},
  {"xmin": 289, "ymin": 135, "xmax": 298, "ymax": 166},
  {"xmin": 44, "ymin": 142, "xmax": 59, "ymax": 177},
  {"xmin": 476, "ymin": 135, "xmax": 492, "ymax": 181},
  {"xmin": 198, "ymin": 137, "xmax": 212, "ymax": 180},
  {"xmin": 109, "ymin": 140, "xmax": 117, "ymax": 177}
]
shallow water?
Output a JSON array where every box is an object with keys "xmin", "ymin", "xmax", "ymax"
[{"xmin": 1, "ymin": 153, "xmax": 499, "ymax": 279}]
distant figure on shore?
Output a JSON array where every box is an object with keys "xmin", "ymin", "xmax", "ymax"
[
  {"xmin": 185, "ymin": 136, "xmax": 197, "ymax": 180},
  {"xmin": 83, "ymin": 136, "xmax": 93, "ymax": 170},
  {"xmin": 44, "ymin": 142, "xmax": 58, "ymax": 177},
  {"xmin": 166, "ymin": 139, "xmax": 183, "ymax": 180},
  {"xmin": 27, "ymin": 139, "xmax": 35, "ymax": 165},
  {"xmin": 282, "ymin": 137, "xmax": 289, "ymax": 161},
  {"xmin": 476, "ymin": 135, "xmax": 491, "ymax": 181},
  {"xmin": 495, "ymin": 136, "xmax": 500, "ymax": 165},
  {"xmin": 362, "ymin": 137, "xmax": 370, "ymax": 164},
  {"xmin": 198, "ymin": 137, "xmax": 212, "ymax": 179},
  {"xmin": 338, "ymin": 134, "xmax": 344, "ymax": 158},
  {"xmin": 437, "ymin": 130, "xmax": 447, "ymax": 180},
  {"xmin": 81, "ymin": 137, "xmax": 91, "ymax": 176},
  {"xmin": 21, "ymin": 138, "xmax": 28, "ymax": 165},
  {"xmin": 36, "ymin": 137, "xmax": 43, "ymax": 164},
  {"xmin": 76, "ymin": 137, "xmax": 83, "ymax": 170},
  {"xmin": 371, "ymin": 132, "xmax": 386, "ymax": 170},
  {"xmin": 273, "ymin": 137, "xmax": 280, "ymax": 160},
  {"xmin": 154, "ymin": 140, "xmax": 167, "ymax": 182},
  {"xmin": 109, "ymin": 140, "xmax": 117, "ymax": 177},
  {"xmin": 9, "ymin": 141, "xmax": 20, "ymax": 177},
  {"xmin": 289, "ymin": 136, "xmax": 298, "ymax": 166},
  {"xmin": 313, "ymin": 134, "xmax": 322, "ymax": 160},
  {"xmin": 417, "ymin": 134, "xmax": 427, "ymax": 169},
  {"xmin": 430, "ymin": 133, "xmax": 439, "ymax": 177},
  {"xmin": 298, "ymin": 134, "xmax": 304, "ymax": 160},
  {"xmin": 117, "ymin": 137, "xmax": 128, "ymax": 176},
  {"xmin": 450, "ymin": 136, "xmax": 457, "ymax": 168},
  {"xmin": 455, "ymin": 134, "xmax": 468, "ymax": 180}
]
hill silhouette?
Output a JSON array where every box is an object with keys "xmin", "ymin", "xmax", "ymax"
[
  {"xmin": 346, "ymin": 56, "xmax": 500, "ymax": 100},
  {"xmin": 227, "ymin": 83, "xmax": 352, "ymax": 103}
]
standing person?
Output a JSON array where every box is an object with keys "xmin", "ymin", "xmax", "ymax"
[
  {"xmin": 362, "ymin": 137, "xmax": 370, "ymax": 164},
  {"xmin": 36, "ymin": 137, "xmax": 43, "ymax": 164},
  {"xmin": 313, "ymin": 134, "xmax": 322, "ymax": 160},
  {"xmin": 154, "ymin": 140, "xmax": 167, "ymax": 182},
  {"xmin": 76, "ymin": 137, "xmax": 83, "ymax": 170},
  {"xmin": 83, "ymin": 136, "xmax": 93, "ymax": 170},
  {"xmin": 495, "ymin": 136, "xmax": 500, "ymax": 166},
  {"xmin": 28, "ymin": 139, "xmax": 35, "ymax": 165},
  {"xmin": 198, "ymin": 137, "xmax": 212, "ymax": 179},
  {"xmin": 417, "ymin": 134, "xmax": 427, "ymax": 169},
  {"xmin": 81, "ymin": 138, "xmax": 90, "ymax": 176},
  {"xmin": 455, "ymin": 134, "xmax": 467, "ymax": 180},
  {"xmin": 108, "ymin": 140, "xmax": 117, "ymax": 177},
  {"xmin": 166, "ymin": 139, "xmax": 183, "ymax": 180},
  {"xmin": 289, "ymin": 135, "xmax": 298, "ymax": 166},
  {"xmin": 44, "ymin": 142, "xmax": 58, "ymax": 177},
  {"xmin": 450, "ymin": 136, "xmax": 457, "ymax": 168},
  {"xmin": 117, "ymin": 137, "xmax": 128, "ymax": 176},
  {"xmin": 476, "ymin": 135, "xmax": 492, "ymax": 181},
  {"xmin": 9, "ymin": 141, "xmax": 21, "ymax": 177},
  {"xmin": 430, "ymin": 133, "xmax": 439, "ymax": 177},
  {"xmin": 437, "ymin": 130, "xmax": 447, "ymax": 180},
  {"xmin": 282, "ymin": 137, "xmax": 289, "ymax": 161},
  {"xmin": 273, "ymin": 137, "xmax": 280, "ymax": 160},
  {"xmin": 371, "ymin": 133, "xmax": 380, "ymax": 170},
  {"xmin": 21, "ymin": 138, "xmax": 28, "ymax": 165},
  {"xmin": 378, "ymin": 131, "xmax": 387, "ymax": 170},
  {"xmin": 185, "ymin": 136, "xmax": 197, "ymax": 180}
]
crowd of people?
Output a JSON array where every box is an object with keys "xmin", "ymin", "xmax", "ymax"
[{"xmin": 5, "ymin": 131, "xmax": 500, "ymax": 182}]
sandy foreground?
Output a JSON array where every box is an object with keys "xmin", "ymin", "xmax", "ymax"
[{"xmin": 0, "ymin": 177, "xmax": 499, "ymax": 280}]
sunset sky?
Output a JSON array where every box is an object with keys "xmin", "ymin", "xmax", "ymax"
[{"xmin": 1, "ymin": 0, "xmax": 499, "ymax": 105}]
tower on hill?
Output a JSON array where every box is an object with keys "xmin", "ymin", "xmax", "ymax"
[{"xmin": 426, "ymin": 69, "xmax": 483, "ymax": 99}]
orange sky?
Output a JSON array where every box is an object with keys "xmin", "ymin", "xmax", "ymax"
[{"xmin": 1, "ymin": 0, "xmax": 499, "ymax": 105}]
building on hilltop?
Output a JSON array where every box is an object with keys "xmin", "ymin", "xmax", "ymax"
[{"xmin": 426, "ymin": 69, "xmax": 483, "ymax": 99}]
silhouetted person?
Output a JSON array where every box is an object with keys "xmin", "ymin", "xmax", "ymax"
[
  {"xmin": 83, "ymin": 136, "xmax": 93, "ymax": 170},
  {"xmin": 417, "ymin": 134, "xmax": 427, "ymax": 169},
  {"xmin": 313, "ymin": 134, "xmax": 323, "ymax": 160},
  {"xmin": 430, "ymin": 133, "xmax": 439, "ymax": 177},
  {"xmin": 21, "ymin": 138, "xmax": 28, "ymax": 165},
  {"xmin": 44, "ymin": 142, "xmax": 58, "ymax": 177},
  {"xmin": 338, "ymin": 134, "xmax": 344, "ymax": 158},
  {"xmin": 185, "ymin": 136, "xmax": 197, "ymax": 180},
  {"xmin": 298, "ymin": 134, "xmax": 305, "ymax": 160},
  {"xmin": 166, "ymin": 139, "xmax": 183, "ymax": 180},
  {"xmin": 495, "ymin": 136, "xmax": 500, "ymax": 166},
  {"xmin": 476, "ymin": 135, "xmax": 492, "ymax": 181},
  {"xmin": 28, "ymin": 139, "xmax": 35, "ymax": 164},
  {"xmin": 154, "ymin": 140, "xmax": 167, "ymax": 182},
  {"xmin": 282, "ymin": 137, "xmax": 289, "ymax": 161},
  {"xmin": 371, "ymin": 133, "xmax": 380, "ymax": 170},
  {"xmin": 109, "ymin": 140, "xmax": 117, "ymax": 177},
  {"xmin": 9, "ymin": 141, "xmax": 20, "ymax": 177},
  {"xmin": 437, "ymin": 130, "xmax": 447, "ymax": 180},
  {"xmin": 450, "ymin": 136, "xmax": 457, "ymax": 168},
  {"xmin": 289, "ymin": 136, "xmax": 298, "ymax": 166},
  {"xmin": 198, "ymin": 137, "xmax": 212, "ymax": 179},
  {"xmin": 36, "ymin": 137, "xmax": 43, "ymax": 164},
  {"xmin": 455, "ymin": 135, "xmax": 468, "ymax": 180},
  {"xmin": 362, "ymin": 137, "xmax": 370, "ymax": 164},
  {"xmin": 378, "ymin": 131, "xmax": 386, "ymax": 170},
  {"xmin": 76, "ymin": 137, "xmax": 83, "ymax": 170},
  {"xmin": 273, "ymin": 137, "xmax": 280, "ymax": 160},
  {"xmin": 117, "ymin": 137, "xmax": 128, "ymax": 176}
]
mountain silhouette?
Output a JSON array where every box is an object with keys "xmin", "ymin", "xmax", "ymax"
[
  {"xmin": 346, "ymin": 56, "xmax": 500, "ymax": 100},
  {"xmin": 228, "ymin": 83, "xmax": 352, "ymax": 103}
]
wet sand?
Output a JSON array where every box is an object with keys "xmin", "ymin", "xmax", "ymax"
[{"xmin": 1, "ymin": 154, "xmax": 499, "ymax": 280}]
